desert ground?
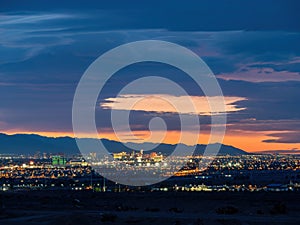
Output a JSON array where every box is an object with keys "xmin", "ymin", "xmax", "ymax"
[{"xmin": 1, "ymin": 191, "xmax": 300, "ymax": 225}]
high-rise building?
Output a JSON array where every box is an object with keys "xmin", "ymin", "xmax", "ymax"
[{"xmin": 51, "ymin": 155, "xmax": 66, "ymax": 166}]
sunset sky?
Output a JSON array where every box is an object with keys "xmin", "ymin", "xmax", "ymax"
[{"xmin": 1, "ymin": 0, "xmax": 300, "ymax": 152}]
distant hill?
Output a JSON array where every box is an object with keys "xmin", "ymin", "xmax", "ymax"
[
  {"xmin": 258, "ymin": 149, "xmax": 300, "ymax": 155},
  {"xmin": 0, "ymin": 133, "xmax": 248, "ymax": 156}
]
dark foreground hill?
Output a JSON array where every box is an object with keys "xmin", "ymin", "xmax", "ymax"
[
  {"xmin": 0, "ymin": 133, "xmax": 248, "ymax": 156},
  {"xmin": 1, "ymin": 191, "xmax": 300, "ymax": 225}
]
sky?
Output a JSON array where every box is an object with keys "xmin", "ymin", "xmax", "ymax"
[{"xmin": 0, "ymin": 0, "xmax": 300, "ymax": 152}]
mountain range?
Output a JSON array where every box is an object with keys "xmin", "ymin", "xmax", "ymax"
[{"xmin": 0, "ymin": 133, "xmax": 248, "ymax": 156}]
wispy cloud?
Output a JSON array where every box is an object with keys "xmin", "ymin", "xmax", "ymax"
[
  {"xmin": 0, "ymin": 13, "xmax": 73, "ymax": 25},
  {"xmin": 0, "ymin": 13, "xmax": 76, "ymax": 63},
  {"xmin": 218, "ymin": 67, "xmax": 300, "ymax": 82}
]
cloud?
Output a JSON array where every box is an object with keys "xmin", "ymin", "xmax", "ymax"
[
  {"xmin": 0, "ymin": 13, "xmax": 76, "ymax": 63},
  {"xmin": 217, "ymin": 67, "xmax": 300, "ymax": 82},
  {"xmin": 263, "ymin": 131, "xmax": 300, "ymax": 143},
  {"xmin": 0, "ymin": 14, "xmax": 73, "ymax": 25},
  {"xmin": 227, "ymin": 119, "xmax": 300, "ymax": 132},
  {"xmin": 2, "ymin": 0, "xmax": 300, "ymax": 31},
  {"xmin": 101, "ymin": 94, "xmax": 246, "ymax": 115}
]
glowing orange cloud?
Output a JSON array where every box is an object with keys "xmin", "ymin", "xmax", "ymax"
[{"xmin": 101, "ymin": 94, "xmax": 246, "ymax": 115}]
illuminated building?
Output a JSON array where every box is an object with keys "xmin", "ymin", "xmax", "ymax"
[
  {"xmin": 113, "ymin": 152, "xmax": 127, "ymax": 160},
  {"xmin": 51, "ymin": 155, "xmax": 66, "ymax": 166},
  {"xmin": 69, "ymin": 159, "xmax": 88, "ymax": 166},
  {"xmin": 152, "ymin": 155, "xmax": 163, "ymax": 163}
]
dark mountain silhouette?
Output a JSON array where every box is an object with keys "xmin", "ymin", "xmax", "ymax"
[
  {"xmin": 0, "ymin": 133, "xmax": 248, "ymax": 156},
  {"xmin": 258, "ymin": 149, "xmax": 300, "ymax": 154}
]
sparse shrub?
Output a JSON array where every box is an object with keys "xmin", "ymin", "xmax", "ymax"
[
  {"xmin": 116, "ymin": 204, "xmax": 138, "ymax": 211},
  {"xmin": 145, "ymin": 207, "xmax": 160, "ymax": 212},
  {"xmin": 100, "ymin": 213, "xmax": 117, "ymax": 222},
  {"xmin": 193, "ymin": 218, "xmax": 204, "ymax": 225},
  {"xmin": 169, "ymin": 207, "xmax": 183, "ymax": 213},
  {"xmin": 125, "ymin": 217, "xmax": 141, "ymax": 224},
  {"xmin": 256, "ymin": 209, "xmax": 264, "ymax": 215},
  {"xmin": 116, "ymin": 204, "xmax": 129, "ymax": 211},
  {"xmin": 216, "ymin": 205, "xmax": 239, "ymax": 215},
  {"xmin": 174, "ymin": 220, "xmax": 181, "ymax": 225},
  {"xmin": 217, "ymin": 219, "xmax": 242, "ymax": 225},
  {"xmin": 270, "ymin": 202, "xmax": 287, "ymax": 215}
]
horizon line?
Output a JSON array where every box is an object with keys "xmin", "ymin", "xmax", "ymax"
[{"xmin": 2, "ymin": 131, "xmax": 300, "ymax": 154}]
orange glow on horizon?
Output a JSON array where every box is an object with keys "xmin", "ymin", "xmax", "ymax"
[{"xmin": 2, "ymin": 130, "xmax": 300, "ymax": 153}]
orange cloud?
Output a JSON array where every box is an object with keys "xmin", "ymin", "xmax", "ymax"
[{"xmin": 101, "ymin": 94, "xmax": 246, "ymax": 115}]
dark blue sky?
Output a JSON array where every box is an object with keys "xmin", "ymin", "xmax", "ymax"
[{"xmin": 0, "ymin": 0, "xmax": 300, "ymax": 151}]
